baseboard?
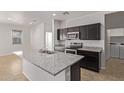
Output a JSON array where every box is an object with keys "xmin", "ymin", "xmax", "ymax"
[
  {"xmin": 0, "ymin": 53, "xmax": 13, "ymax": 56},
  {"xmin": 101, "ymin": 66, "xmax": 106, "ymax": 70},
  {"xmin": 23, "ymin": 72, "xmax": 32, "ymax": 81}
]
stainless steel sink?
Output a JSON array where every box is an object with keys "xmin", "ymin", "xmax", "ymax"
[{"xmin": 39, "ymin": 49, "xmax": 55, "ymax": 54}]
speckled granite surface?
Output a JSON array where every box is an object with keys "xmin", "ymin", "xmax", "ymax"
[
  {"xmin": 78, "ymin": 46, "xmax": 103, "ymax": 52},
  {"xmin": 27, "ymin": 50, "xmax": 84, "ymax": 75}
]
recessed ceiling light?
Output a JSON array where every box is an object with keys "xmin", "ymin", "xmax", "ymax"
[
  {"xmin": 52, "ymin": 13, "xmax": 56, "ymax": 16},
  {"xmin": 29, "ymin": 20, "xmax": 37, "ymax": 25},
  {"xmin": 29, "ymin": 22, "xmax": 33, "ymax": 24},
  {"xmin": 8, "ymin": 18, "xmax": 12, "ymax": 20}
]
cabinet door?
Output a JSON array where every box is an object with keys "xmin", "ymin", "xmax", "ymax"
[
  {"xmin": 120, "ymin": 45, "xmax": 124, "ymax": 59},
  {"xmin": 110, "ymin": 44, "xmax": 120, "ymax": 58},
  {"xmin": 57, "ymin": 29, "xmax": 63, "ymax": 40},
  {"xmin": 62, "ymin": 28, "xmax": 67, "ymax": 40},
  {"xmin": 87, "ymin": 23, "xmax": 100, "ymax": 40},
  {"xmin": 60, "ymin": 29, "xmax": 63, "ymax": 40},
  {"xmin": 57, "ymin": 28, "xmax": 67, "ymax": 40},
  {"xmin": 86, "ymin": 55, "xmax": 99, "ymax": 71},
  {"xmin": 73, "ymin": 27, "xmax": 80, "ymax": 32},
  {"xmin": 57, "ymin": 29, "xmax": 60, "ymax": 40},
  {"xmin": 67, "ymin": 27, "xmax": 73, "ymax": 32},
  {"xmin": 77, "ymin": 50, "xmax": 99, "ymax": 72},
  {"xmin": 79, "ymin": 26, "xmax": 87, "ymax": 40}
]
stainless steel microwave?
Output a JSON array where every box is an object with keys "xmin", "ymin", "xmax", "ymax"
[{"xmin": 67, "ymin": 32, "xmax": 79, "ymax": 40}]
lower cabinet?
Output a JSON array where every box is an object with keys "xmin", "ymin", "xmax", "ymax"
[
  {"xmin": 71, "ymin": 61, "xmax": 80, "ymax": 81},
  {"xmin": 77, "ymin": 50, "xmax": 100, "ymax": 72},
  {"xmin": 110, "ymin": 44, "xmax": 120, "ymax": 58}
]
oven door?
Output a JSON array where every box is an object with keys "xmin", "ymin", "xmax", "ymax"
[{"xmin": 65, "ymin": 49, "xmax": 77, "ymax": 54}]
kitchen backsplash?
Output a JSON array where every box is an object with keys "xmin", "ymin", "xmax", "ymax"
[{"xmin": 65, "ymin": 40, "xmax": 104, "ymax": 49}]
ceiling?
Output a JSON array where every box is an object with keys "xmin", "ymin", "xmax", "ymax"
[{"xmin": 0, "ymin": 11, "xmax": 100, "ymax": 26}]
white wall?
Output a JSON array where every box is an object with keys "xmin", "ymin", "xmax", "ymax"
[
  {"xmin": 23, "ymin": 21, "xmax": 54, "ymax": 59},
  {"xmin": 23, "ymin": 27, "xmax": 31, "ymax": 59},
  {"xmin": 0, "ymin": 23, "xmax": 28, "ymax": 56},
  {"xmin": 61, "ymin": 12, "xmax": 108, "ymax": 69},
  {"xmin": 54, "ymin": 20, "xmax": 62, "ymax": 45},
  {"xmin": 30, "ymin": 23, "xmax": 45, "ymax": 50}
]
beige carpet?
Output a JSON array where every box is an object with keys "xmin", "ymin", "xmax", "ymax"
[
  {"xmin": 0, "ymin": 54, "xmax": 28, "ymax": 81},
  {"xmin": 81, "ymin": 58, "xmax": 124, "ymax": 81}
]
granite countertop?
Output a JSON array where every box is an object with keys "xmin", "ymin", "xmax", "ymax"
[
  {"xmin": 27, "ymin": 50, "xmax": 84, "ymax": 76},
  {"xmin": 78, "ymin": 46, "xmax": 103, "ymax": 52}
]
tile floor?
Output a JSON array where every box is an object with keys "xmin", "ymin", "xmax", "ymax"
[{"xmin": 0, "ymin": 54, "xmax": 124, "ymax": 81}]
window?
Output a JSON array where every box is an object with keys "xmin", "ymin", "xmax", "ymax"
[{"xmin": 12, "ymin": 30, "xmax": 22, "ymax": 44}]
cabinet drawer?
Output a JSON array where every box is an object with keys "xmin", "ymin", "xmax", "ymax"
[{"xmin": 77, "ymin": 50, "xmax": 98, "ymax": 57}]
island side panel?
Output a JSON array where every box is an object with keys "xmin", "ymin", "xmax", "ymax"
[
  {"xmin": 71, "ymin": 61, "xmax": 80, "ymax": 81},
  {"xmin": 22, "ymin": 58, "xmax": 70, "ymax": 81}
]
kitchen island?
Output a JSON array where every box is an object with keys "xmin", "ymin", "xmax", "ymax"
[{"xmin": 22, "ymin": 50, "xmax": 84, "ymax": 81}]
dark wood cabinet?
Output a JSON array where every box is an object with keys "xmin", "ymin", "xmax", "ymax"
[
  {"xmin": 79, "ymin": 23, "xmax": 101, "ymax": 40},
  {"xmin": 57, "ymin": 29, "xmax": 60, "ymax": 40},
  {"xmin": 57, "ymin": 23, "xmax": 101, "ymax": 40},
  {"xmin": 67, "ymin": 27, "xmax": 80, "ymax": 32},
  {"xmin": 67, "ymin": 27, "xmax": 73, "ymax": 32},
  {"xmin": 79, "ymin": 26, "xmax": 88, "ymax": 40},
  {"xmin": 87, "ymin": 23, "xmax": 101, "ymax": 40},
  {"xmin": 62, "ymin": 28, "xmax": 67, "ymax": 40},
  {"xmin": 77, "ymin": 50, "xmax": 100, "ymax": 72},
  {"xmin": 57, "ymin": 28, "xmax": 67, "ymax": 40},
  {"xmin": 57, "ymin": 29, "xmax": 63, "ymax": 40},
  {"xmin": 71, "ymin": 61, "xmax": 80, "ymax": 81},
  {"xmin": 73, "ymin": 27, "xmax": 80, "ymax": 32}
]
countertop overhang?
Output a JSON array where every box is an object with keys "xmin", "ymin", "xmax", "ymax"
[
  {"xmin": 25, "ymin": 50, "xmax": 84, "ymax": 76},
  {"xmin": 78, "ymin": 46, "xmax": 103, "ymax": 53}
]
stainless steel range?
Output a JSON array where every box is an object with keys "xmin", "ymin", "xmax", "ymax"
[{"xmin": 65, "ymin": 42, "xmax": 83, "ymax": 54}]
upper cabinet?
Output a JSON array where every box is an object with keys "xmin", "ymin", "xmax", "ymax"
[
  {"xmin": 57, "ymin": 23, "xmax": 101, "ymax": 40},
  {"xmin": 57, "ymin": 28, "xmax": 67, "ymax": 40},
  {"xmin": 79, "ymin": 26, "xmax": 88, "ymax": 40},
  {"xmin": 107, "ymin": 28, "xmax": 124, "ymax": 36},
  {"xmin": 79, "ymin": 23, "xmax": 101, "ymax": 40},
  {"xmin": 73, "ymin": 27, "xmax": 80, "ymax": 32},
  {"xmin": 62, "ymin": 28, "xmax": 67, "ymax": 40},
  {"xmin": 67, "ymin": 27, "xmax": 73, "ymax": 32},
  {"xmin": 87, "ymin": 23, "xmax": 101, "ymax": 40}
]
